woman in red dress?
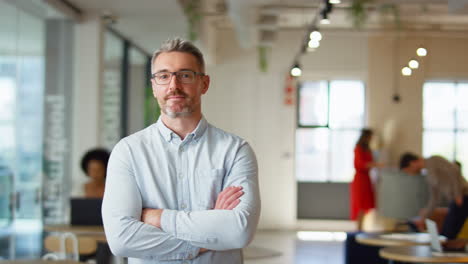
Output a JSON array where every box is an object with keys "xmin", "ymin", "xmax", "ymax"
[{"xmin": 350, "ymin": 129, "xmax": 381, "ymax": 230}]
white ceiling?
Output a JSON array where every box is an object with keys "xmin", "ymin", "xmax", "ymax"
[
  {"xmin": 37, "ymin": 0, "xmax": 468, "ymax": 54},
  {"xmin": 66, "ymin": 0, "xmax": 189, "ymax": 54}
]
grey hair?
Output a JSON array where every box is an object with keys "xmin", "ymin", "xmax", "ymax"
[{"xmin": 151, "ymin": 38, "xmax": 205, "ymax": 74}]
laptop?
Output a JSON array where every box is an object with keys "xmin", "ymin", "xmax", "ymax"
[
  {"xmin": 70, "ymin": 198, "xmax": 103, "ymax": 226},
  {"xmin": 425, "ymin": 219, "xmax": 468, "ymax": 256}
]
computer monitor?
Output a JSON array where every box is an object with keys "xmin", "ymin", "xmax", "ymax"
[{"xmin": 70, "ymin": 198, "xmax": 103, "ymax": 226}]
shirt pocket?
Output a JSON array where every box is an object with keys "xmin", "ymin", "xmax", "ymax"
[{"xmin": 195, "ymin": 168, "xmax": 224, "ymax": 209}]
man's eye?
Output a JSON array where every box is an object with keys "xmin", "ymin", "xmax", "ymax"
[
  {"xmin": 158, "ymin": 74, "xmax": 170, "ymax": 79},
  {"xmin": 181, "ymin": 74, "xmax": 191, "ymax": 78}
]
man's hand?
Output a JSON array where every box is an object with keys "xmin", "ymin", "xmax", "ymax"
[
  {"xmin": 214, "ymin": 186, "xmax": 244, "ymax": 210},
  {"xmin": 141, "ymin": 208, "xmax": 163, "ymax": 228}
]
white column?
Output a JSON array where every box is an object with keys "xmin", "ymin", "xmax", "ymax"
[{"xmin": 71, "ymin": 14, "xmax": 104, "ymax": 197}]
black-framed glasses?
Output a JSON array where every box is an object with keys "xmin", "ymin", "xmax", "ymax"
[{"xmin": 151, "ymin": 70, "xmax": 205, "ymax": 85}]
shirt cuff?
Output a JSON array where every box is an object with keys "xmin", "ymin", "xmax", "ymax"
[{"xmin": 161, "ymin": 209, "xmax": 178, "ymax": 236}]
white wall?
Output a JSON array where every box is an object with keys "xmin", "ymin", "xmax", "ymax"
[
  {"xmin": 203, "ymin": 29, "xmax": 368, "ymax": 229},
  {"xmin": 368, "ymin": 33, "xmax": 468, "ymax": 166}
]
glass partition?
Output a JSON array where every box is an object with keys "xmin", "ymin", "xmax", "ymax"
[{"xmin": 101, "ymin": 31, "xmax": 124, "ymax": 149}]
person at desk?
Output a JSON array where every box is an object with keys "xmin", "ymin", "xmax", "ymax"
[
  {"xmin": 377, "ymin": 152, "xmax": 428, "ymax": 221},
  {"xmin": 417, "ymin": 156, "xmax": 468, "ymax": 240},
  {"xmin": 102, "ymin": 38, "xmax": 261, "ymax": 264},
  {"xmin": 80, "ymin": 148, "xmax": 110, "ymax": 198}
]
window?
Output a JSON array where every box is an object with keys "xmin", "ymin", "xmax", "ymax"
[
  {"xmin": 296, "ymin": 80, "xmax": 366, "ymax": 182},
  {"xmin": 423, "ymin": 81, "xmax": 468, "ymax": 179}
]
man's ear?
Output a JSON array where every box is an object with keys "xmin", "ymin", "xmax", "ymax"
[{"xmin": 201, "ymin": 75, "xmax": 210, "ymax": 94}]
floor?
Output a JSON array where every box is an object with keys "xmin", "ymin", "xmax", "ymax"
[
  {"xmin": 244, "ymin": 230, "xmax": 345, "ymax": 264},
  {"xmin": 0, "ymin": 221, "xmax": 347, "ymax": 263}
]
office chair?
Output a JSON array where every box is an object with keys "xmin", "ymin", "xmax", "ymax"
[{"xmin": 43, "ymin": 232, "xmax": 98, "ymax": 263}]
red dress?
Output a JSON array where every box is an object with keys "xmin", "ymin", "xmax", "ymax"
[{"xmin": 350, "ymin": 145, "xmax": 375, "ymax": 220}]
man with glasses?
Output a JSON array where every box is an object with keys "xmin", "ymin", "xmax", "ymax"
[{"xmin": 102, "ymin": 38, "xmax": 260, "ymax": 264}]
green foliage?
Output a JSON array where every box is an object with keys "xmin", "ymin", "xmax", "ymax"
[
  {"xmin": 348, "ymin": 0, "xmax": 374, "ymax": 29},
  {"xmin": 184, "ymin": 0, "xmax": 202, "ymax": 41},
  {"xmin": 348, "ymin": 0, "xmax": 401, "ymax": 29},
  {"xmin": 144, "ymin": 86, "xmax": 161, "ymax": 126},
  {"xmin": 258, "ymin": 46, "xmax": 269, "ymax": 73}
]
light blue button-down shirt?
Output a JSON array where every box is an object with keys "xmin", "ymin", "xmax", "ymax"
[{"xmin": 102, "ymin": 117, "xmax": 260, "ymax": 264}]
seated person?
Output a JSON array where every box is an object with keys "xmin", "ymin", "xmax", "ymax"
[
  {"xmin": 376, "ymin": 152, "xmax": 428, "ymax": 220},
  {"xmin": 417, "ymin": 156, "xmax": 468, "ymax": 239},
  {"xmin": 80, "ymin": 148, "xmax": 110, "ymax": 198}
]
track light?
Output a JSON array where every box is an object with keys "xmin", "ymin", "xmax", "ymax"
[
  {"xmin": 416, "ymin": 47, "xmax": 427, "ymax": 57},
  {"xmin": 320, "ymin": 3, "xmax": 332, "ymax": 25},
  {"xmin": 329, "ymin": 0, "xmax": 341, "ymax": 3},
  {"xmin": 408, "ymin": 59, "xmax": 419, "ymax": 69},
  {"xmin": 308, "ymin": 39, "xmax": 320, "ymax": 49},
  {"xmin": 309, "ymin": 30, "xmax": 322, "ymax": 41},
  {"xmin": 401, "ymin": 67, "xmax": 412, "ymax": 76},
  {"xmin": 320, "ymin": 14, "xmax": 330, "ymax": 24},
  {"xmin": 291, "ymin": 63, "xmax": 302, "ymax": 77}
]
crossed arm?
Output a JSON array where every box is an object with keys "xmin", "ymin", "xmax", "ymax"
[
  {"xmin": 141, "ymin": 186, "xmax": 245, "ymax": 255},
  {"xmin": 102, "ymin": 140, "xmax": 260, "ymax": 261},
  {"xmin": 141, "ymin": 186, "xmax": 244, "ymax": 228}
]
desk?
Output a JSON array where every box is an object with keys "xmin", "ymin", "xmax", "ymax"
[
  {"xmin": 380, "ymin": 246, "xmax": 468, "ymax": 263},
  {"xmin": 356, "ymin": 233, "xmax": 431, "ymax": 247},
  {"xmin": 44, "ymin": 225, "xmax": 106, "ymax": 243}
]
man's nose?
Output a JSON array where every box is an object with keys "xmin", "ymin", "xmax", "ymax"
[{"xmin": 168, "ymin": 73, "xmax": 181, "ymax": 91}]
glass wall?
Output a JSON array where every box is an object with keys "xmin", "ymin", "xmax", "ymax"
[
  {"xmin": 100, "ymin": 29, "xmax": 153, "ymax": 148},
  {"xmin": 101, "ymin": 31, "xmax": 124, "ymax": 150},
  {"xmin": 0, "ymin": 0, "xmax": 46, "ymax": 228},
  {"xmin": 128, "ymin": 47, "xmax": 152, "ymax": 134}
]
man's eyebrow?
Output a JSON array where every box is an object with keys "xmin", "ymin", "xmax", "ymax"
[{"xmin": 154, "ymin": 69, "xmax": 170, "ymax": 74}]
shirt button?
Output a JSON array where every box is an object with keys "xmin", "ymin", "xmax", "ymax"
[
  {"xmin": 188, "ymin": 254, "xmax": 193, "ymax": 259},
  {"xmin": 181, "ymin": 204, "xmax": 187, "ymax": 209},
  {"xmin": 178, "ymin": 173, "xmax": 183, "ymax": 179}
]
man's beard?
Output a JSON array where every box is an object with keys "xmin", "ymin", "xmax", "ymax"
[
  {"xmin": 164, "ymin": 106, "xmax": 193, "ymax": 118},
  {"xmin": 160, "ymin": 91, "xmax": 194, "ymax": 118}
]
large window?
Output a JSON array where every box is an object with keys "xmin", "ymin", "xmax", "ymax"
[
  {"xmin": 423, "ymin": 81, "xmax": 468, "ymax": 179},
  {"xmin": 296, "ymin": 80, "xmax": 366, "ymax": 182}
]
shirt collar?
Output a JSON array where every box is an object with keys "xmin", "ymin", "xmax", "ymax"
[{"xmin": 156, "ymin": 116, "xmax": 208, "ymax": 142}]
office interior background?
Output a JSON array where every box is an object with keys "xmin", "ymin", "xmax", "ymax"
[{"xmin": 1, "ymin": 0, "xmax": 468, "ymax": 262}]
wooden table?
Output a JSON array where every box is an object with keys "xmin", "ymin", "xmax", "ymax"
[
  {"xmin": 44, "ymin": 225, "xmax": 106, "ymax": 243},
  {"xmin": 356, "ymin": 232, "xmax": 432, "ymax": 247},
  {"xmin": 380, "ymin": 245, "xmax": 468, "ymax": 263}
]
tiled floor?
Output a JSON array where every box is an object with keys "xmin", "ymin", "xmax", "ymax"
[{"xmin": 244, "ymin": 230, "xmax": 344, "ymax": 264}]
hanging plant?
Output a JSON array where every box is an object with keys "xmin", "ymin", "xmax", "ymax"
[
  {"xmin": 258, "ymin": 46, "xmax": 269, "ymax": 73},
  {"xmin": 348, "ymin": 0, "xmax": 373, "ymax": 29},
  {"xmin": 181, "ymin": 0, "xmax": 202, "ymax": 41},
  {"xmin": 348, "ymin": 0, "xmax": 401, "ymax": 29}
]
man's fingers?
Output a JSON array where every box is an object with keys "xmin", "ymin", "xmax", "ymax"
[
  {"xmin": 215, "ymin": 187, "xmax": 240, "ymax": 209},
  {"xmin": 225, "ymin": 199, "xmax": 241, "ymax": 210},
  {"xmin": 214, "ymin": 186, "xmax": 244, "ymax": 210},
  {"xmin": 223, "ymin": 190, "xmax": 244, "ymax": 206}
]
